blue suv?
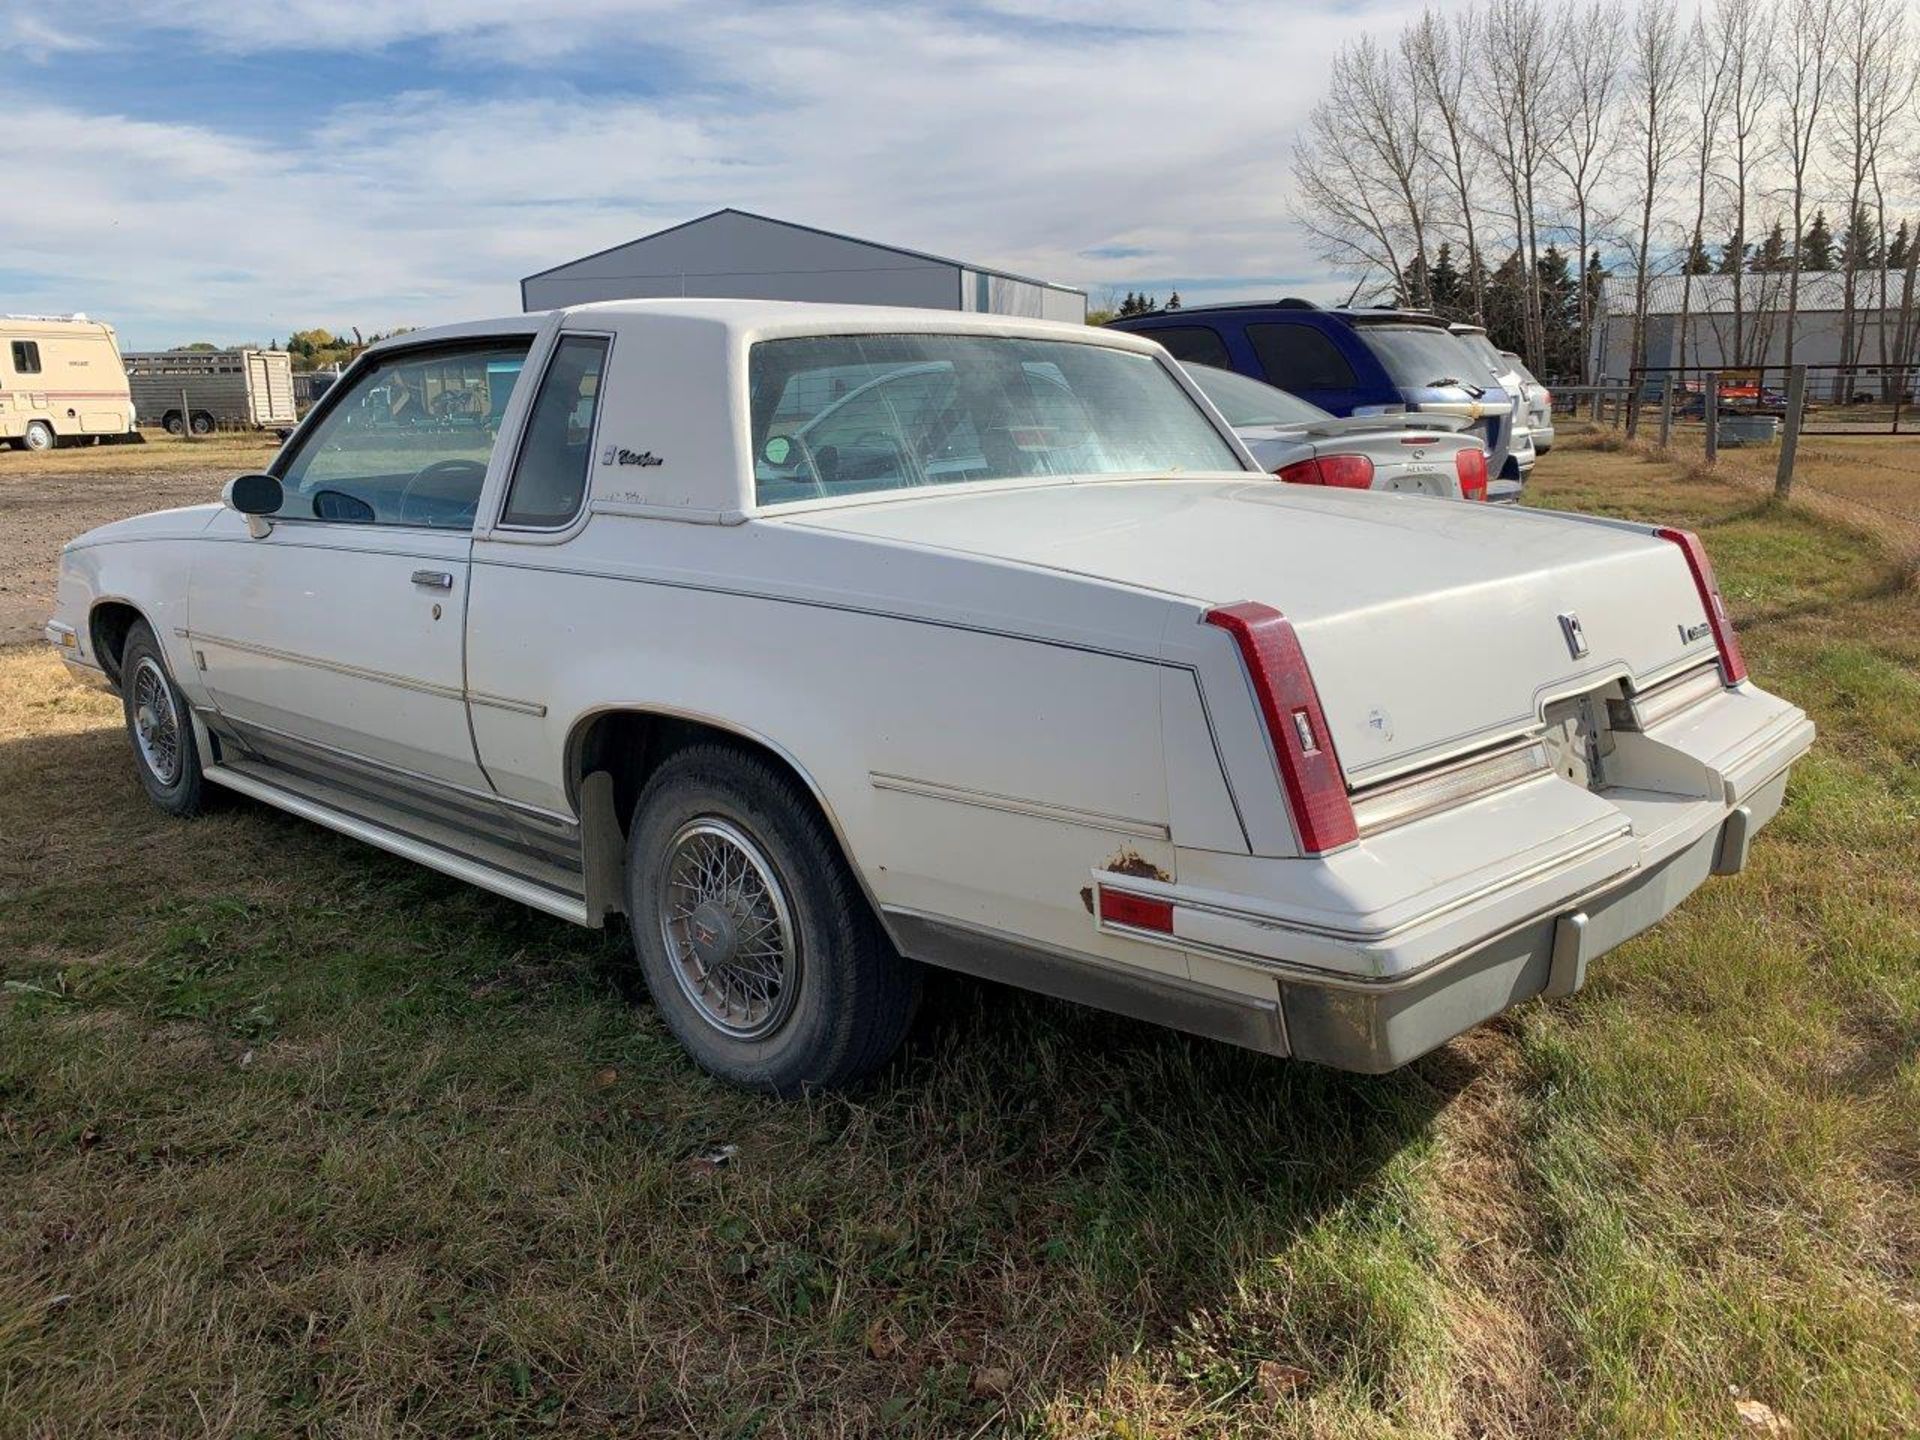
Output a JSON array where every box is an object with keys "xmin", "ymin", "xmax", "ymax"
[{"xmin": 1109, "ymin": 301, "xmax": 1525, "ymax": 501}]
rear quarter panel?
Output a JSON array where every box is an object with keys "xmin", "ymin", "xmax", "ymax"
[{"xmin": 465, "ymin": 515, "xmax": 1250, "ymax": 975}]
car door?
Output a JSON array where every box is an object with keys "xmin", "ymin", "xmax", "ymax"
[{"xmin": 186, "ymin": 334, "xmax": 539, "ymax": 793}]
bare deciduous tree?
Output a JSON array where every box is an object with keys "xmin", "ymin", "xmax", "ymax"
[
  {"xmin": 1544, "ymin": 0, "xmax": 1626, "ymax": 381},
  {"xmin": 1777, "ymin": 0, "xmax": 1839, "ymax": 367},
  {"xmin": 1712, "ymin": 0, "xmax": 1779, "ymax": 365},
  {"xmin": 1625, "ymin": 0, "xmax": 1687, "ymax": 374},
  {"xmin": 1404, "ymin": 7, "xmax": 1488, "ymax": 322}
]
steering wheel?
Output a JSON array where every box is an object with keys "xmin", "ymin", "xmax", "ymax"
[{"xmin": 397, "ymin": 458, "xmax": 487, "ymax": 526}]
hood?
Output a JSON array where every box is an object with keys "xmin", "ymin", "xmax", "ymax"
[{"xmin": 66, "ymin": 504, "xmax": 221, "ymax": 550}]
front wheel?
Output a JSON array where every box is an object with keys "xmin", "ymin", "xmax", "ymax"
[
  {"xmin": 22, "ymin": 421, "xmax": 54, "ymax": 453},
  {"xmin": 119, "ymin": 622, "xmax": 209, "ymax": 817},
  {"xmin": 625, "ymin": 745, "xmax": 919, "ymax": 1094}
]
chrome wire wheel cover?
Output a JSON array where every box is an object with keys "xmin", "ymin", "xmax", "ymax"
[
  {"xmin": 657, "ymin": 818, "xmax": 801, "ymax": 1040},
  {"xmin": 130, "ymin": 656, "xmax": 183, "ymax": 787}
]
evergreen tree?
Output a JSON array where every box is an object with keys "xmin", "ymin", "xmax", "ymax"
[
  {"xmin": 1534, "ymin": 245, "xmax": 1580, "ymax": 380},
  {"xmin": 1800, "ymin": 210, "xmax": 1836, "ymax": 271},
  {"xmin": 1683, "ymin": 233, "xmax": 1715, "ymax": 275},
  {"xmin": 1715, "ymin": 234, "xmax": 1746, "ymax": 275},
  {"xmin": 1750, "ymin": 222, "xmax": 1788, "ymax": 273},
  {"xmin": 1885, "ymin": 220, "xmax": 1910, "ymax": 272},
  {"xmin": 1483, "ymin": 252, "xmax": 1529, "ymax": 356},
  {"xmin": 1839, "ymin": 204, "xmax": 1881, "ymax": 271},
  {"xmin": 1428, "ymin": 243, "xmax": 1464, "ymax": 317}
]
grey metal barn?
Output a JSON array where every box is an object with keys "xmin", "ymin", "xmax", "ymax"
[
  {"xmin": 521, "ymin": 209, "xmax": 1086, "ymax": 322},
  {"xmin": 1589, "ymin": 270, "xmax": 1920, "ymax": 398}
]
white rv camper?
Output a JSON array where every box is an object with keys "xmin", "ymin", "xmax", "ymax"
[{"xmin": 1, "ymin": 314, "xmax": 138, "ymax": 451}]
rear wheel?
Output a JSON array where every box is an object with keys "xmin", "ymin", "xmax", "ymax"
[
  {"xmin": 625, "ymin": 745, "xmax": 919, "ymax": 1094},
  {"xmin": 189, "ymin": 411, "xmax": 215, "ymax": 436},
  {"xmin": 119, "ymin": 622, "xmax": 208, "ymax": 817},
  {"xmin": 22, "ymin": 421, "xmax": 54, "ymax": 453}
]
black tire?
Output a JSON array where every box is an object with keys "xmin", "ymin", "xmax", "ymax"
[
  {"xmin": 163, "ymin": 412, "xmax": 185, "ymax": 436},
  {"xmin": 189, "ymin": 412, "xmax": 215, "ymax": 437},
  {"xmin": 625, "ymin": 745, "xmax": 919, "ymax": 1094},
  {"xmin": 23, "ymin": 421, "xmax": 54, "ymax": 453},
  {"xmin": 118, "ymin": 622, "xmax": 208, "ymax": 817}
]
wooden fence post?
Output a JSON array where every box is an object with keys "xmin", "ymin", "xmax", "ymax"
[
  {"xmin": 1703, "ymin": 373, "xmax": 1720, "ymax": 466},
  {"xmin": 1775, "ymin": 364, "xmax": 1807, "ymax": 501}
]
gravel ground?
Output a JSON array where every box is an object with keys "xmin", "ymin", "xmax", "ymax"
[{"xmin": 0, "ymin": 436, "xmax": 276, "ymax": 645}]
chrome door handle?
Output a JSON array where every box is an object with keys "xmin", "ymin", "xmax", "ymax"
[{"xmin": 410, "ymin": 570, "xmax": 454, "ymax": 590}]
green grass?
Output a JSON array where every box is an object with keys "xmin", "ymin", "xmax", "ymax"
[{"xmin": 2, "ymin": 440, "xmax": 1916, "ymax": 1436}]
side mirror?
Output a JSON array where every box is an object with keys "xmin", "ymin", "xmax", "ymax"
[{"xmin": 223, "ymin": 473, "xmax": 282, "ymax": 538}]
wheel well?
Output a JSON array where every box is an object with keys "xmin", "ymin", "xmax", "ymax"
[
  {"xmin": 88, "ymin": 601, "xmax": 147, "ymax": 684},
  {"xmin": 570, "ymin": 710, "xmax": 827, "ymax": 839}
]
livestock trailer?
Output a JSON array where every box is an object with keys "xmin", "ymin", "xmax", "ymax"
[{"xmin": 123, "ymin": 349, "xmax": 297, "ymax": 434}]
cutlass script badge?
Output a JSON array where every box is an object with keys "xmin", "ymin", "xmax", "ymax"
[{"xmin": 602, "ymin": 446, "xmax": 664, "ymax": 467}]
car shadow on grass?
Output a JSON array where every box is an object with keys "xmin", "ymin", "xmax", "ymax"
[{"xmin": 2, "ymin": 720, "xmax": 1473, "ymax": 1432}]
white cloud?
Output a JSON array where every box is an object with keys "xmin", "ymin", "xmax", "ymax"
[{"xmin": 4, "ymin": 1, "xmax": 1441, "ymax": 344}]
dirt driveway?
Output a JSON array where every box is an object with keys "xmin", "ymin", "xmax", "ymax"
[{"xmin": 0, "ymin": 434, "xmax": 280, "ymax": 645}]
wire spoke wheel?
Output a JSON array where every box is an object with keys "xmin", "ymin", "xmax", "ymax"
[
  {"xmin": 657, "ymin": 818, "xmax": 801, "ymax": 1040},
  {"xmin": 130, "ymin": 656, "xmax": 183, "ymax": 787}
]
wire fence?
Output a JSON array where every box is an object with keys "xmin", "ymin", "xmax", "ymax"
[{"xmin": 1559, "ymin": 364, "xmax": 1920, "ymax": 539}]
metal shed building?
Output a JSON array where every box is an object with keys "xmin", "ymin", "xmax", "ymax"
[{"xmin": 520, "ymin": 209, "xmax": 1086, "ymax": 323}]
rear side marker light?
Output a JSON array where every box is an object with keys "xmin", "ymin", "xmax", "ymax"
[
  {"xmin": 1275, "ymin": 453, "xmax": 1375, "ymax": 489},
  {"xmin": 1097, "ymin": 887, "xmax": 1173, "ymax": 933},
  {"xmin": 1203, "ymin": 602, "xmax": 1359, "ymax": 855},
  {"xmin": 1455, "ymin": 446, "xmax": 1488, "ymax": 501},
  {"xmin": 1654, "ymin": 528, "xmax": 1748, "ymax": 685}
]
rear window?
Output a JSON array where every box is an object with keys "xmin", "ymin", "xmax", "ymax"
[
  {"xmin": 1355, "ymin": 325, "xmax": 1481, "ymax": 389},
  {"xmin": 1245, "ymin": 324, "xmax": 1358, "ymax": 392},
  {"xmin": 1184, "ymin": 363, "xmax": 1333, "ymax": 427},
  {"xmin": 747, "ymin": 333, "xmax": 1242, "ymax": 506},
  {"xmin": 1139, "ymin": 325, "xmax": 1231, "ymax": 369},
  {"xmin": 1454, "ymin": 332, "xmax": 1509, "ymax": 381}
]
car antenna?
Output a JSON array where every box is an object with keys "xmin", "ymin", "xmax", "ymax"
[{"xmin": 1342, "ymin": 272, "xmax": 1371, "ymax": 308}]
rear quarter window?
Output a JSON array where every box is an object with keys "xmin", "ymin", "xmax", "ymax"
[
  {"xmin": 1136, "ymin": 325, "xmax": 1231, "ymax": 369},
  {"xmin": 1245, "ymin": 324, "xmax": 1358, "ymax": 392}
]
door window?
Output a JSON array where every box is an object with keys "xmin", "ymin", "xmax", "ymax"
[
  {"xmin": 11, "ymin": 341, "xmax": 42, "ymax": 375},
  {"xmin": 274, "ymin": 339, "xmax": 532, "ymax": 528},
  {"xmin": 1245, "ymin": 324, "xmax": 1359, "ymax": 392},
  {"xmin": 499, "ymin": 335, "xmax": 610, "ymax": 528}
]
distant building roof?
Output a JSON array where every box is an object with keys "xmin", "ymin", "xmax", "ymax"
[
  {"xmin": 522, "ymin": 207, "xmax": 1084, "ymax": 297},
  {"xmin": 1597, "ymin": 269, "xmax": 1913, "ymax": 317}
]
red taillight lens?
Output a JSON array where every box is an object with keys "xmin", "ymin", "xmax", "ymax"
[
  {"xmin": 1540, "ymin": 389, "xmax": 1552, "ymax": 409},
  {"xmin": 1274, "ymin": 453, "xmax": 1375, "ymax": 489},
  {"xmin": 1203, "ymin": 601, "xmax": 1358, "ymax": 855},
  {"xmin": 1455, "ymin": 446, "xmax": 1488, "ymax": 501},
  {"xmin": 1097, "ymin": 887, "xmax": 1173, "ymax": 933},
  {"xmin": 1654, "ymin": 527, "xmax": 1748, "ymax": 685}
]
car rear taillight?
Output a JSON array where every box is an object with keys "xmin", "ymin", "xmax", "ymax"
[
  {"xmin": 1275, "ymin": 453, "xmax": 1375, "ymax": 489},
  {"xmin": 1203, "ymin": 602, "xmax": 1358, "ymax": 855},
  {"xmin": 1540, "ymin": 389, "xmax": 1552, "ymax": 410},
  {"xmin": 1654, "ymin": 527, "xmax": 1748, "ymax": 685},
  {"xmin": 1455, "ymin": 447, "xmax": 1488, "ymax": 501}
]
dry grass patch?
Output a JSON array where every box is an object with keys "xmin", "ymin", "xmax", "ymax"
[{"xmin": 1, "ymin": 438, "xmax": 1917, "ymax": 1435}]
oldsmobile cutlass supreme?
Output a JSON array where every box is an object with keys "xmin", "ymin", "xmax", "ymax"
[{"xmin": 47, "ymin": 301, "xmax": 1814, "ymax": 1093}]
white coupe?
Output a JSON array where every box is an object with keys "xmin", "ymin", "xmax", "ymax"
[{"xmin": 48, "ymin": 301, "xmax": 1814, "ymax": 1092}]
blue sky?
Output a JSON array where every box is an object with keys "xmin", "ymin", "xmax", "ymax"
[{"xmin": 3, "ymin": 1, "xmax": 1417, "ymax": 348}]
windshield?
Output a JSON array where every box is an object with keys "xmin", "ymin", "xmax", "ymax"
[
  {"xmin": 1357, "ymin": 324, "xmax": 1483, "ymax": 390},
  {"xmin": 1183, "ymin": 363, "xmax": 1332, "ymax": 427},
  {"xmin": 748, "ymin": 333, "xmax": 1242, "ymax": 505}
]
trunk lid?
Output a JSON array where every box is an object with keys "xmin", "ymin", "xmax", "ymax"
[{"xmin": 788, "ymin": 478, "xmax": 1714, "ymax": 783}]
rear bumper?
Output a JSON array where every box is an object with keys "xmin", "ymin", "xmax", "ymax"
[
  {"xmin": 1077, "ymin": 690, "xmax": 1812, "ymax": 1072},
  {"xmin": 1277, "ymin": 765, "xmax": 1788, "ymax": 1070}
]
